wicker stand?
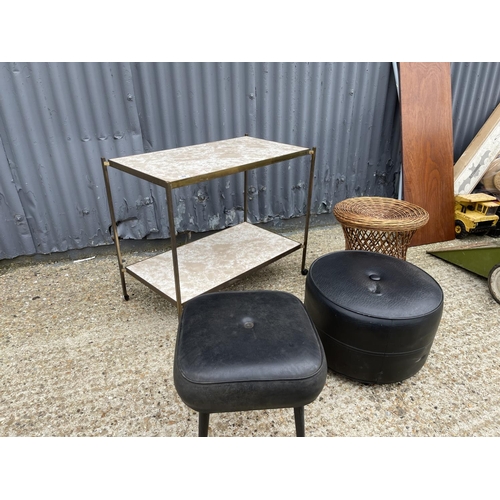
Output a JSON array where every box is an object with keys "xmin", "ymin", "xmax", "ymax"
[{"xmin": 333, "ymin": 197, "xmax": 429, "ymax": 260}]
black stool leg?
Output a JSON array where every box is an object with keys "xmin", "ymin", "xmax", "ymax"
[
  {"xmin": 198, "ymin": 412, "xmax": 210, "ymax": 437},
  {"xmin": 294, "ymin": 407, "xmax": 305, "ymax": 437}
]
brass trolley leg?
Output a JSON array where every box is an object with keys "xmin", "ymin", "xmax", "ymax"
[
  {"xmin": 244, "ymin": 133, "xmax": 249, "ymax": 223},
  {"xmin": 244, "ymin": 170, "xmax": 248, "ymax": 223},
  {"xmin": 165, "ymin": 184, "xmax": 183, "ymax": 319},
  {"xmin": 301, "ymin": 147, "xmax": 316, "ymax": 275},
  {"xmin": 102, "ymin": 158, "xmax": 129, "ymax": 300}
]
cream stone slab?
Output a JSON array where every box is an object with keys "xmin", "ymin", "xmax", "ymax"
[
  {"xmin": 109, "ymin": 136, "xmax": 309, "ymax": 187},
  {"xmin": 125, "ymin": 223, "xmax": 301, "ymax": 304}
]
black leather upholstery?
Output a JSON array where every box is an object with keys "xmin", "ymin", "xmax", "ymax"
[
  {"xmin": 174, "ymin": 290, "xmax": 327, "ymax": 414},
  {"xmin": 304, "ymin": 251, "xmax": 443, "ymax": 384}
]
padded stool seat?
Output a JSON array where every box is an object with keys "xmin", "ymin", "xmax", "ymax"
[
  {"xmin": 304, "ymin": 251, "xmax": 443, "ymax": 384},
  {"xmin": 174, "ymin": 290, "xmax": 327, "ymax": 436}
]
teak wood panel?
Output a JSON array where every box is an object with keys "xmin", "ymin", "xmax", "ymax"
[{"xmin": 399, "ymin": 62, "xmax": 455, "ymax": 246}]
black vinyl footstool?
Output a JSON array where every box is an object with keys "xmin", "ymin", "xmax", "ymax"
[
  {"xmin": 304, "ymin": 251, "xmax": 443, "ymax": 384},
  {"xmin": 174, "ymin": 290, "xmax": 327, "ymax": 437}
]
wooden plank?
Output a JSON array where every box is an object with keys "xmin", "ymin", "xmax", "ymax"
[
  {"xmin": 454, "ymin": 103, "xmax": 500, "ymax": 194},
  {"xmin": 399, "ymin": 62, "xmax": 456, "ymax": 246}
]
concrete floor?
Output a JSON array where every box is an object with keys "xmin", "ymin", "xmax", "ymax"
[{"xmin": 1, "ymin": 220, "xmax": 500, "ymax": 438}]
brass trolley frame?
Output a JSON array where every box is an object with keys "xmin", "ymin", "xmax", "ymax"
[{"xmin": 101, "ymin": 136, "xmax": 316, "ymax": 318}]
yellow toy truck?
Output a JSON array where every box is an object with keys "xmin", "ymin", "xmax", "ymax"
[{"xmin": 454, "ymin": 193, "xmax": 500, "ymax": 239}]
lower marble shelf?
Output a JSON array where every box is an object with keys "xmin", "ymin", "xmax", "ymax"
[{"xmin": 125, "ymin": 222, "xmax": 302, "ymax": 305}]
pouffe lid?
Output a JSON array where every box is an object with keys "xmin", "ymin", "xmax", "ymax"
[{"xmin": 308, "ymin": 250, "xmax": 443, "ymax": 319}]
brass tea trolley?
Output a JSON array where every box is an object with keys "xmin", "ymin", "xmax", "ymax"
[{"xmin": 101, "ymin": 136, "xmax": 316, "ymax": 317}]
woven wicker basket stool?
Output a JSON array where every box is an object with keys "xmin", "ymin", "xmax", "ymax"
[
  {"xmin": 304, "ymin": 251, "xmax": 443, "ymax": 384},
  {"xmin": 174, "ymin": 290, "xmax": 327, "ymax": 437},
  {"xmin": 333, "ymin": 196, "xmax": 429, "ymax": 260}
]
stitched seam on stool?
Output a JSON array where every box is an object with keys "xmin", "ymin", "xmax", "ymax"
[
  {"xmin": 321, "ymin": 334, "xmax": 435, "ymax": 356},
  {"xmin": 178, "ymin": 367, "xmax": 325, "ymax": 386}
]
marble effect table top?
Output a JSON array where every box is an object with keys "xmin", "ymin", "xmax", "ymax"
[
  {"xmin": 109, "ymin": 136, "xmax": 309, "ymax": 187},
  {"xmin": 125, "ymin": 222, "xmax": 301, "ymax": 304}
]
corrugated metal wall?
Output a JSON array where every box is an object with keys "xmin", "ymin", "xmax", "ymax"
[
  {"xmin": 1, "ymin": 62, "xmax": 499, "ymax": 260},
  {"xmin": 451, "ymin": 62, "xmax": 500, "ymax": 161}
]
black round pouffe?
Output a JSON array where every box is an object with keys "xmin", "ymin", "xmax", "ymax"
[{"xmin": 304, "ymin": 250, "xmax": 443, "ymax": 384}]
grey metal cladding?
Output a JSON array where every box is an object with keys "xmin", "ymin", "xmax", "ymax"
[
  {"xmin": 451, "ymin": 62, "xmax": 500, "ymax": 162},
  {"xmin": 128, "ymin": 62, "xmax": 402, "ymax": 233},
  {"xmin": 122, "ymin": 63, "xmax": 399, "ymax": 237},
  {"xmin": 1, "ymin": 62, "xmax": 499, "ymax": 260},
  {"xmin": 0, "ymin": 133, "xmax": 37, "ymax": 257}
]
